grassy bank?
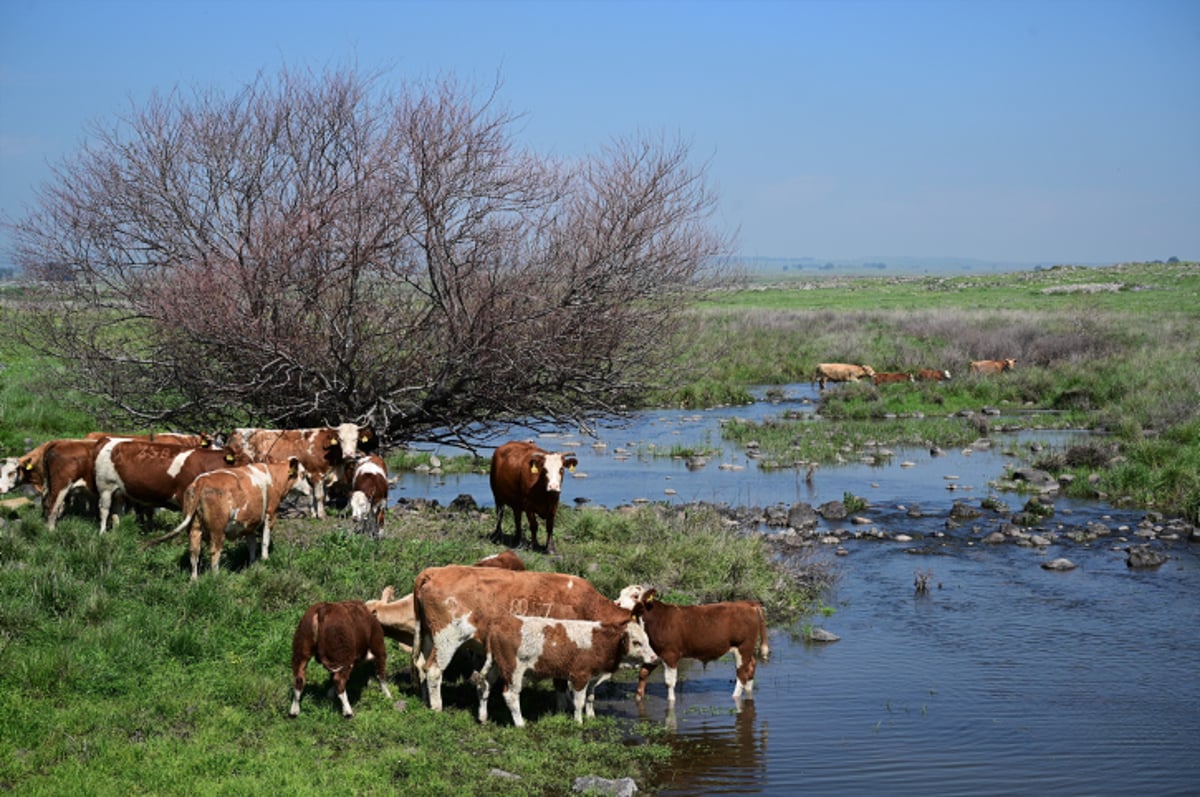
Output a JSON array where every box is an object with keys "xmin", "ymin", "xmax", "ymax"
[{"xmin": 0, "ymin": 500, "xmax": 825, "ymax": 796}]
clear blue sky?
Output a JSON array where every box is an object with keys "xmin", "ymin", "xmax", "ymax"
[{"xmin": 2, "ymin": 0, "xmax": 1197, "ymax": 266}]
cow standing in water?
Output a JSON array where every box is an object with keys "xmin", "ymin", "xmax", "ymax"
[
  {"xmin": 814, "ymin": 363, "xmax": 876, "ymax": 390},
  {"xmin": 489, "ymin": 441, "xmax": 578, "ymax": 553}
]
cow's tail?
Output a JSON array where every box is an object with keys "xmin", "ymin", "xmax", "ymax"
[
  {"xmin": 142, "ymin": 510, "xmax": 194, "ymax": 548},
  {"xmin": 756, "ymin": 602, "xmax": 770, "ymax": 662}
]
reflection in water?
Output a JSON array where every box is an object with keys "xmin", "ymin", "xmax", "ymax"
[{"xmin": 643, "ymin": 700, "xmax": 768, "ymax": 794}]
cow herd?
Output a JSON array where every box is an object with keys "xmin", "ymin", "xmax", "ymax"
[{"xmin": 814, "ymin": 358, "xmax": 1016, "ymax": 389}]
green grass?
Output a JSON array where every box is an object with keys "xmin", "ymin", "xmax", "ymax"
[{"xmin": 0, "ymin": 502, "xmax": 824, "ymax": 795}]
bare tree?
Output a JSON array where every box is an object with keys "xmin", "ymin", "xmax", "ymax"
[{"xmin": 6, "ymin": 67, "xmax": 729, "ymax": 446}]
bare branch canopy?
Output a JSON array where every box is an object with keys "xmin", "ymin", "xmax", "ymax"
[{"xmin": 7, "ymin": 66, "xmax": 730, "ymax": 446}]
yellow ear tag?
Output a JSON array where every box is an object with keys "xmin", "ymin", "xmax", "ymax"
[
  {"xmin": 24, "ymin": 462, "xmax": 32, "ymax": 471},
  {"xmin": 646, "ymin": 594, "xmax": 656, "ymax": 605},
  {"xmin": 569, "ymin": 465, "xmax": 575, "ymax": 473},
  {"xmin": 361, "ymin": 434, "xmax": 369, "ymax": 443},
  {"xmin": 530, "ymin": 464, "xmax": 539, "ymax": 474},
  {"xmin": 225, "ymin": 453, "xmax": 235, "ymax": 464}
]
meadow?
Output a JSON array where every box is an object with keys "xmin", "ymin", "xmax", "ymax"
[{"xmin": 0, "ymin": 260, "xmax": 1197, "ymax": 794}]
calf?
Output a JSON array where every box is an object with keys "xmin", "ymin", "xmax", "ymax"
[
  {"xmin": 917, "ymin": 368, "xmax": 952, "ymax": 381},
  {"xmin": 969, "ymin": 358, "xmax": 1016, "ymax": 375},
  {"xmin": 476, "ymin": 611, "xmax": 657, "ymax": 727},
  {"xmin": 348, "ymin": 454, "xmax": 388, "ymax": 538},
  {"xmin": 158, "ymin": 457, "xmax": 302, "ymax": 579},
  {"xmin": 39, "ymin": 438, "xmax": 103, "ymax": 531},
  {"xmin": 289, "ymin": 600, "xmax": 392, "ymax": 718},
  {"xmin": 814, "ymin": 363, "xmax": 875, "ymax": 390},
  {"xmin": 489, "ymin": 440, "xmax": 578, "ymax": 553},
  {"xmin": 633, "ymin": 589, "xmax": 769, "ymax": 704},
  {"xmin": 872, "ymin": 371, "xmax": 914, "ymax": 385},
  {"xmin": 226, "ymin": 423, "xmax": 377, "ymax": 519}
]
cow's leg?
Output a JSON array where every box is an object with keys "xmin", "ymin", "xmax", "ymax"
[
  {"xmin": 502, "ymin": 671, "xmax": 526, "ymax": 728},
  {"xmin": 97, "ymin": 489, "xmax": 113, "ymax": 534},
  {"xmin": 664, "ymin": 664, "xmax": 680, "ymax": 703},
  {"xmin": 572, "ymin": 685, "xmax": 589, "ymax": 723},
  {"xmin": 332, "ymin": 668, "xmax": 353, "ymax": 718},
  {"xmin": 261, "ymin": 518, "xmax": 272, "ymax": 560},
  {"xmin": 489, "ymin": 505, "xmax": 506, "ymax": 544},
  {"xmin": 46, "ymin": 486, "xmax": 71, "ymax": 531},
  {"xmin": 543, "ymin": 514, "xmax": 556, "ymax": 554},
  {"xmin": 371, "ymin": 640, "xmax": 392, "ymax": 701},
  {"xmin": 525, "ymin": 510, "xmax": 539, "ymax": 550},
  {"xmin": 312, "ymin": 478, "xmax": 326, "ymax": 519},
  {"xmin": 476, "ymin": 654, "xmax": 496, "ymax": 724},
  {"xmin": 636, "ymin": 661, "xmax": 660, "ymax": 700},
  {"xmin": 289, "ymin": 657, "xmax": 309, "ymax": 717},
  {"xmin": 189, "ymin": 523, "xmax": 203, "ymax": 580},
  {"xmin": 511, "ymin": 507, "xmax": 525, "ymax": 549},
  {"xmin": 209, "ymin": 529, "xmax": 225, "ymax": 576}
]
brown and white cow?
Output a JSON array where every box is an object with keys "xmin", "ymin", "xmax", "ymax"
[
  {"xmin": 86, "ymin": 431, "xmax": 215, "ymax": 448},
  {"xmin": 489, "ymin": 440, "xmax": 578, "ymax": 553},
  {"xmin": 366, "ymin": 553, "xmax": 528, "ymax": 653},
  {"xmin": 632, "ymin": 589, "xmax": 769, "ymax": 704},
  {"xmin": 814, "ymin": 363, "xmax": 876, "ymax": 390},
  {"xmin": 226, "ymin": 423, "xmax": 377, "ymax": 519},
  {"xmin": 872, "ymin": 371, "xmax": 915, "ymax": 385},
  {"xmin": 917, "ymin": 368, "xmax": 952, "ymax": 381},
  {"xmin": 158, "ymin": 457, "xmax": 302, "ymax": 579},
  {"xmin": 411, "ymin": 565, "xmax": 641, "ymax": 711},
  {"xmin": 348, "ymin": 454, "xmax": 388, "ymax": 538},
  {"xmin": 475, "ymin": 610, "xmax": 657, "ymax": 727},
  {"xmin": 289, "ymin": 600, "xmax": 392, "ymax": 719},
  {"xmin": 969, "ymin": 358, "xmax": 1016, "ymax": 375},
  {"xmin": 93, "ymin": 438, "xmax": 247, "ymax": 533}
]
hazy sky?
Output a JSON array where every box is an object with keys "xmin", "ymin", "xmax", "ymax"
[{"xmin": 2, "ymin": 0, "xmax": 1197, "ymax": 266}]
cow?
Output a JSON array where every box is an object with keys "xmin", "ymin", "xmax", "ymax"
[
  {"xmin": 917, "ymin": 368, "xmax": 952, "ymax": 381},
  {"xmin": 475, "ymin": 610, "xmax": 657, "ymax": 727},
  {"xmin": 872, "ymin": 371, "xmax": 915, "ymax": 385},
  {"xmin": 632, "ymin": 589, "xmax": 770, "ymax": 704},
  {"xmin": 154, "ymin": 457, "xmax": 302, "ymax": 579},
  {"xmin": 366, "ymin": 552, "xmax": 528, "ymax": 654},
  {"xmin": 14, "ymin": 440, "xmax": 54, "ymax": 496},
  {"xmin": 410, "ymin": 565, "xmax": 642, "ymax": 712},
  {"xmin": 489, "ymin": 440, "xmax": 578, "ymax": 553},
  {"xmin": 289, "ymin": 600, "xmax": 392, "ymax": 718},
  {"xmin": 38, "ymin": 438, "xmax": 104, "ymax": 531},
  {"xmin": 348, "ymin": 454, "xmax": 388, "ymax": 538},
  {"xmin": 86, "ymin": 431, "xmax": 215, "ymax": 448},
  {"xmin": 969, "ymin": 358, "xmax": 1016, "ymax": 375},
  {"xmin": 226, "ymin": 423, "xmax": 377, "ymax": 519},
  {"xmin": 93, "ymin": 438, "xmax": 247, "ymax": 533},
  {"xmin": 814, "ymin": 363, "xmax": 876, "ymax": 390}
]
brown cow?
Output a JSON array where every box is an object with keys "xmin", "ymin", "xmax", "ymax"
[
  {"xmin": 411, "ymin": 565, "xmax": 641, "ymax": 711},
  {"xmin": 226, "ymin": 424, "xmax": 377, "ymax": 519},
  {"xmin": 814, "ymin": 363, "xmax": 876, "ymax": 390},
  {"xmin": 366, "ymin": 552, "xmax": 528, "ymax": 653},
  {"xmin": 348, "ymin": 454, "xmax": 388, "ymax": 538},
  {"xmin": 969, "ymin": 358, "xmax": 1016, "ymax": 375},
  {"xmin": 632, "ymin": 589, "xmax": 769, "ymax": 704},
  {"xmin": 917, "ymin": 368, "xmax": 952, "ymax": 381},
  {"xmin": 289, "ymin": 600, "xmax": 392, "ymax": 718},
  {"xmin": 489, "ymin": 441, "xmax": 578, "ymax": 553},
  {"xmin": 475, "ymin": 610, "xmax": 656, "ymax": 727},
  {"xmin": 872, "ymin": 371, "xmax": 915, "ymax": 385},
  {"xmin": 156, "ymin": 457, "xmax": 302, "ymax": 579},
  {"xmin": 39, "ymin": 438, "xmax": 103, "ymax": 531},
  {"xmin": 93, "ymin": 438, "xmax": 247, "ymax": 533}
]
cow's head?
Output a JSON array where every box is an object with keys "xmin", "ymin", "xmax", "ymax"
[
  {"xmin": 615, "ymin": 584, "xmax": 647, "ymax": 610},
  {"xmin": 623, "ymin": 611, "xmax": 658, "ymax": 666},
  {"xmin": 1002, "ymin": 358, "xmax": 1016, "ymax": 371},
  {"xmin": 862, "ymin": 365, "xmax": 876, "ymax": 376},
  {"xmin": 0, "ymin": 458, "xmax": 18, "ymax": 494},
  {"xmin": 529, "ymin": 451, "xmax": 577, "ymax": 494},
  {"xmin": 329, "ymin": 423, "xmax": 378, "ymax": 464}
]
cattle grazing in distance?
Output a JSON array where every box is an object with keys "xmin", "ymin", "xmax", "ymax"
[
  {"xmin": 151, "ymin": 457, "xmax": 302, "ymax": 579},
  {"xmin": 410, "ymin": 565, "xmax": 640, "ymax": 712},
  {"xmin": 489, "ymin": 441, "xmax": 578, "ymax": 553},
  {"xmin": 289, "ymin": 600, "xmax": 392, "ymax": 718},
  {"xmin": 917, "ymin": 368, "xmax": 952, "ymax": 382},
  {"xmin": 814, "ymin": 363, "xmax": 876, "ymax": 390},
  {"xmin": 349, "ymin": 454, "xmax": 389, "ymax": 538},
  {"xmin": 632, "ymin": 589, "xmax": 770, "ymax": 704},
  {"xmin": 872, "ymin": 371, "xmax": 915, "ymax": 385},
  {"xmin": 366, "ymin": 553, "xmax": 527, "ymax": 654},
  {"xmin": 92, "ymin": 438, "xmax": 248, "ymax": 533},
  {"xmin": 475, "ymin": 610, "xmax": 657, "ymax": 727},
  {"xmin": 969, "ymin": 358, "xmax": 1016, "ymax": 375},
  {"xmin": 225, "ymin": 423, "xmax": 377, "ymax": 519}
]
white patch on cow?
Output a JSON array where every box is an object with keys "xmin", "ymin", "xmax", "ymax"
[
  {"xmin": 166, "ymin": 450, "xmax": 191, "ymax": 479},
  {"xmin": 335, "ymin": 422, "xmax": 360, "ymax": 461},
  {"xmin": 354, "ymin": 456, "xmax": 385, "ymax": 479},
  {"xmin": 94, "ymin": 438, "xmax": 132, "ymax": 533},
  {"xmin": 0, "ymin": 458, "xmax": 18, "ymax": 494},
  {"xmin": 614, "ymin": 584, "xmax": 645, "ymax": 610},
  {"xmin": 542, "ymin": 453, "xmax": 565, "ymax": 493},
  {"xmin": 350, "ymin": 491, "xmax": 370, "ymax": 521}
]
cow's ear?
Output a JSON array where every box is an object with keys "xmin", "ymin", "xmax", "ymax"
[
  {"xmin": 644, "ymin": 589, "xmax": 657, "ymax": 605},
  {"xmin": 566, "ymin": 457, "xmax": 578, "ymax": 472}
]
